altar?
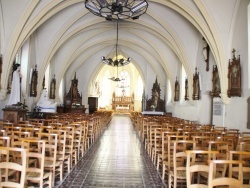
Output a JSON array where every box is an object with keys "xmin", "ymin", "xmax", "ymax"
[
  {"xmin": 142, "ymin": 111, "xmax": 165, "ymax": 116},
  {"xmin": 112, "ymin": 92, "xmax": 134, "ymax": 114}
]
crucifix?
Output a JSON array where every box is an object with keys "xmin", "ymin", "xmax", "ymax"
[{"xmin": 203, "ymin": 37, "xmax": 210, "ymax": 71}]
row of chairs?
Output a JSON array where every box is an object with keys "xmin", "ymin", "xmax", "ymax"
[
  {"xmin": 130, "ymin": 112, "xmax": 250, "ymax": 187},
  {"xmin": 0, "ymin": 110, "xmax": 113, "ymax": 187}
]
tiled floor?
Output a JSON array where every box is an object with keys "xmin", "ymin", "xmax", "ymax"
[{"xmin": 58, "ymin": 114, "xmax": 166, "ymax": 188}]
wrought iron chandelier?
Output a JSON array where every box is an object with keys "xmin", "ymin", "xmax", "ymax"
[
  {"xmin": 85, "ymin": 0, "xmax": 148, "ymax": 20},
  {"xmin": 102, "ymin": 21, "xmax": 131, "ymax": 67}
]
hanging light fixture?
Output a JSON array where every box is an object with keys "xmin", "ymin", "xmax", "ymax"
[
  {"xmin": 85, "ymin": 0, "xmax": 148, "ymax": 20},
  {"xmin": 102, "ymin": 21, "xmax": 131, "ymax": 67},
  {"xmin": 108, "ymin": 66, "xmax": 125, "ymax": 82}
]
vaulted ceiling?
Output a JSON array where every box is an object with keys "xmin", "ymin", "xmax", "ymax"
[{"xmin": 0, "ymin": 0, "xmax": 243, "ymax": 102}]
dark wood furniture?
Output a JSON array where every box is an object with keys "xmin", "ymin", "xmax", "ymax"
[
  {"xmin": 88, "ymin": 97, "xmax": 98, "ymax": 114},
  {"xmin": 57, "ymin": 106, "xmax": 65, "ymax": 113},
  {"xmin": 65, "ymin": 106, "xmax": 87, "ymax": 113},
  {"xmin": 146, "ymin": 77, "xmax": 165, "ymax": 112},
  {"xmin": 3, "ymin": 107, "xmax": 28, "ymax": 125},
  {"xmin": 64, "ymin": 73, "xmax": 85, "ymax": 113}
]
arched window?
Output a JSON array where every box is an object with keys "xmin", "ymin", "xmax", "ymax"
[
  {"xmin": 181, "ymin": 65, "xmax": 187, "ymax": 103},
  {"xmin": 102, "ymin": 70, "xmax": 111, "ymax": 98},
  {"xmin": 45, "ymin": 65, "xmax": 50, "ymax": 91},
  {"xmin": 117, "ymin": 70, "xmax": 130, "ymax": 96},
  {"xmin": 167, "ymin": 79, "xmax": 172, "ymax": 103},
  {"xmin": 137, "ymin": 76, "xmax": 143, "ymax": 98}
]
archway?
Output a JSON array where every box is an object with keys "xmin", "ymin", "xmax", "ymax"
[{"xmin": 89, "ymin": 63, "xmax": 143, "ymax": 111}]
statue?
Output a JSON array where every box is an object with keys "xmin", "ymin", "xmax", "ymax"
[
  {"xmin": 7, "ymin": 64, "xmax": 21, "ymax": 105},
  {"xmin": 37, "ymin": 89, "xmax": 57, "ymax": 112},
  {"xmin": 152, "ymin": 90, "xmax": 159, "ymax": 108}
]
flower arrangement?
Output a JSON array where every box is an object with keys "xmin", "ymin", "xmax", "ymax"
[
  {"xmin": 151, "ymin": 105, "xmax": 155, "ymax": 111},
  {"xmin": 17, "ymin": 102, "xmax": 28, "ymax": 109}
]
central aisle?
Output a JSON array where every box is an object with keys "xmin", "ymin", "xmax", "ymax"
[{"xmin": 59, "ymin": 115, "xmax": 166, "ymax": 188}]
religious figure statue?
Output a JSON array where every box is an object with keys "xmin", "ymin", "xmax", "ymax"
[
  {"xmin": 50, "ymin": 75, "xmax": 56, "ymax": 99},
  {"xmin": 192, "ymin": 67, "xmax": 200, "ymax": 100},
  {"xmin": 7, "ymin": 64, "xmax": 21, "ymax": 105},
  {"xmin": 72, "ymin": 82, "xmax": 78, "ymax": 99},
  {"xmin": 29, "ymin": 65, "xmax": 38, "ymax": 97},
  {"xmin": 37, "ymin": 89, "xmax": 57, "ymax": 111},
  {"xmin": 152, "ymin": 90, "xmax": 159, "ymax": 108},
  {"xmin": 227, "ymin": 49, "xmax": 241, "ymax": 97}
]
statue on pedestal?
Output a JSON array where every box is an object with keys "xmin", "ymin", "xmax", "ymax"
[{"xmin": 7, "ymin": 64, "xmax": 21, "ymax": 105}]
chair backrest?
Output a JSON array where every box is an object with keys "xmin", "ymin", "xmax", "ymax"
[
  {"xmin": 0, "ymin": 136, "xmax": 10, "ymax": 147},
  {"xmin": 48, "ymin": 129, "xmax": 66, "ymax": 161},
  {"xmin": 238, "ymin": 141, "xmax": 250, "ymax": 151},
  {"xmin": 0, "ymin": 147, "xmax": 27, "ymax": 188},
  {"xmin": 0, "ymin": 130, "xmax": 7, "ymax": 137},
  {"xmin": 161, "ymin": 131, "xmax": 177, "ymax": 160},
  {"xmin": 169, "ymin": 140, "xmax": 196, "ymax": 188},
  {"xmin": 192, "ymin": 136, "xmax": 210, "ymax": 150},
  {"xmin": 186, "ymin": 150, "xmax": 219, "ymax": 187},
  {"xmin": 22, "ymin": 139, "xmax": 47, "ymax": 188},
  {"xmin": 71, "ymin": 123, "xmax": 82, "ymax": 159},
  {"xmin": 11, "ymin": 131, "xmax": 31, "ymax": 144},
  {"xmin": 229, "ymin": 150, "xmax": 250, "ymax": 187},
  {"xmin": 167, "ymin": 135, "xmax": 188, "ymax": 168},
  {"xmin": 37, "ymin": 132, "xmax": 58, "ymax": 186},
  {"xmin": 208, "ymin": 141, "xmax": 229, "ymax": 177},
  {"xmin": 62, "ymin": 126, "xmax": 75, "ymax": 156},
  {"xmin": 208, "ymin": 160, "xmax": 243, "ymax": 188}
]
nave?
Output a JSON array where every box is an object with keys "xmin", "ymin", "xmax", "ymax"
[{"xmin": 58, "ymin": 115, "xmax": 165, "ymax": 188}]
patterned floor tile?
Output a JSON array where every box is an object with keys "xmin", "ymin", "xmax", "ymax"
[{"xmin": 58, "ymin": 115, "xmax": 166, "ymax": 188}]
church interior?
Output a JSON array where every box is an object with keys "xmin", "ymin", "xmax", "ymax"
[{"xmin": 0, "ymin": 0, "xmax": 250, "ymax": 187}]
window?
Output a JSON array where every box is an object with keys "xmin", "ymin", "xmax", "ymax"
[
  {"xmin": 117, "ymin": 70, "xmax": 130, "ymax": 96},
  {"xmin": 99, "ymin": 70, "xmax": 111, "ymax": 107},
  {"xmin": 180, "ymin": 65, "xmax": 187, "ymax": 102}
]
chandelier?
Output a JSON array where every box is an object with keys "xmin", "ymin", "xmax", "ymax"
[
  {"xmin": 102, "ymin": 21, "xmax": 131, "ymax": 67},
  {"xmin": 85, "ymin": 0, "xmax": 148, "ymax": 20},
  {"xmin": 108, "ymin": 67, "xmax": 125, "ymax": 82}
]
